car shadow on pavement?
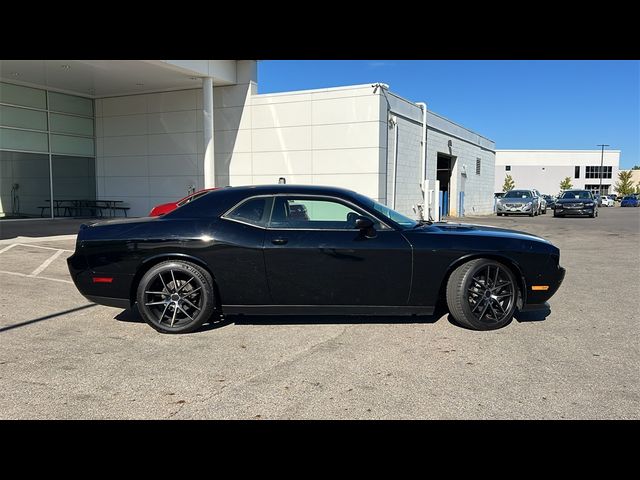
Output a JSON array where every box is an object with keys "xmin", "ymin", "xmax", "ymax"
[
  {"xmin": 445, "ymin": 305, "xmax": 550, "ymax": 330},
  {"xmin": 228, "ymin": 305, "xmax": 448, "ymax": 327},
  {"xmin": 114, "ymin": 303, "xmax": 546, "ymax": 333},
  {"xmin": 114, "ymin": 308, "xmax": 234, "ymax": 332}
]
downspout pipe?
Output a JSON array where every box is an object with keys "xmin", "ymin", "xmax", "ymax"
[{"xmin": 415, "ymin": 102, "xmax": 428, "ymax": 219}]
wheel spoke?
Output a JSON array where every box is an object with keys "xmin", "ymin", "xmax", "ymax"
[
  {"xmin": 495, "ymin": 292, "xmax": 512, "ymax": 299},
  {"xmin": 478, "ymin": 301, "xmax": 491, "ymax": 321},
  {"xmin": 145, "ymin": 291, "xmax": 169, "ymax": 296},
  {"xmin": 494, "ymin": 266, "xmax": 500, "ymax": 287},
  {"xmin": 492, "ymin": 280, "xmax": 512, "ymax": 291},
  {"xmin": 492, "ymin": 298, "xmax": 507, "ymax": 314},
  {"xmin": 177, "ymin": 305, "xmax": 194, "ymax": 321},
  {"xmin": 488, "ymin": 301, "xmax": 500, "ymax": 321},
  {"xmin": 170, "ymin": 305, "xmax": 177, "ymax": 327},
  {"xmin": 158, "ymin": 303, "xmax": 170, "ymax": 323},
  {"xmin": 158, "ymin": 273, "xmax": 168, "ymax": 291},
  {"xmin": 170, "ymin": 270, "xmax": 177, "ymax": 292},
  {"xmin": 145, "ymin": 300, "xmax": 167, "ymax": 306},
  {"xmin": 471, "ymin": 298, "xmax": 485, "ymax": 313},
  {"xmin": 176, "ymin": 276, "xmax": 194, "ymax": 293},
  {"xmin": 182, "ymin": 297, "xmax": 201, "ymax": 311},
  {"xmin": 184, "ymin": 286, "xmax": 202, "ymax": 297}
]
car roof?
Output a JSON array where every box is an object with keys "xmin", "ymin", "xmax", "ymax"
[{"xmin": 213, "ymin": 184, "xmax": 359, "ymax": 196}]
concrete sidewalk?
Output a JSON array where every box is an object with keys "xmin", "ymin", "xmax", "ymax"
[{"xmin": 0, "ymin": 218, "xmax": 95, "ymax": 240}]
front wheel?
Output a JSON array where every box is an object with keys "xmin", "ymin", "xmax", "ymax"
[
  {"xmin": 446, "ymin": 258, "xmax": 518, "ymax": 330},
  {"xmin": 136, "ymin": 260, "xmax": 217, "ymax": 334}
]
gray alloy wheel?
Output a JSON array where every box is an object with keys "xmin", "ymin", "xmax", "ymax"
[
  {"xmin": 446, "ymin": 258, "xmax": 518, "ymax": 331},
  {"xmin": 136, "ymin": 260, "xmax": 216, "ymax": 334}
]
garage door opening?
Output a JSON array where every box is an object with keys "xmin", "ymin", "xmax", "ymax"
[{"xmin": 437, "ymin": 153, "xmax": 455, "ymax": 217}]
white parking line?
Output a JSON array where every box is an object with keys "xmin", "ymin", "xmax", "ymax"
[
  {"xmin": 0, "ymin": 270, "xmax": 73, "ymax": 284},
  {"xmin": 30, "ymin": 249, "xmax": 66, "ymax": 276},
  {"xmin": 0, "ymin": 243, "xmax": 19, "ymax": 254},
  {"xmin": 16, "ymin": 243, "xmax": 74, "ymax": 253}
]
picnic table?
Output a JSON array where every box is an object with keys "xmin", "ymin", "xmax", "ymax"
[{"xmin": 41, "ymin": 199, "xmax": 129, "ymax": 217}]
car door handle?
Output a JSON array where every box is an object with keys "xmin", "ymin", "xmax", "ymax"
[{"xmin": 271, "ymin": 238, "xmax": 288, "ymax": 245}]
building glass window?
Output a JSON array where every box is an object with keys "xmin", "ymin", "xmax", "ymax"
[
  {"xmin": 476, "ymin": 158, "xmax": 481, "ymax": 175},
  {"xmin": 585, "ymin": 166, "xmax": 612, "ymax": 179},
  {"xmin": 505, "ymin": 165, "xmax": 511, "ymax": 171},
  {"xmin": 575, "ymin": 166, "xmax": 580, "ymax": 178},
  {"xmin": 585, "ymin": 184, "xmax": 611, "ymax": 195},
  {"xmin": 0, "ymin": 81, "xmax": 95, "ymax": 219}
]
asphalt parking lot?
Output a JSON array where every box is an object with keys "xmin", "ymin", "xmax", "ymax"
[{"xmin": 0, "ymin": 207, "xmax": 638, "ymax": 419}]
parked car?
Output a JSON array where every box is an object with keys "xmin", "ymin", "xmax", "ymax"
[
  {"xmin": 67, "ymin": 185, "xmax": 565, "ymax": 333},
  {"xmin": 620, "ymin": 195, "xmax": 640, "ymax": 207},
  {"xmin": 600, "ymin": 195, "xmax": 615, "ymax": 207},
  {"xmin": 495, "ymin": 189, "xmax": 540, "ymax": 216},
  {"xmin": 149, "ymin": 188, "xmax": 219, "ymax": 216},
  {"xmin": 594, "ymin": 194, "xmax": 603, "ymax": 207},
  {"xmin": 542, "ymin": 194, "xmax": 556, "ymax": 210},
  {"xmin": 553, "ymin": 190, "xmax": 598, "ymax": 218},
  {"xmin": 608, "ymin": 193, "xmax": 618, "ymax": 202},
  {"xmin": 532, "ymin": 189, "xmax": 547, "ymax": 214}
]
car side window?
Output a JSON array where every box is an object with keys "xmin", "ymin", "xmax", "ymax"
[
  {"xmin": 223, "ymin": 197, "xmax": 272, "ymax": 227},
  {"xmin": 269, "ymin": 196, "xmax": 384, "ymax": 230}
]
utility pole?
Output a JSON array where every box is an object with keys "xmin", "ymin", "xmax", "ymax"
[{"xmin": 597, "ymin": 144, "xmax": 609, "ymax": 195}]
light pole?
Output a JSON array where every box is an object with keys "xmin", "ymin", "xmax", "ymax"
[{"xmin": 597, "ymin": 144, "xmax": 609, "ymax": 195}]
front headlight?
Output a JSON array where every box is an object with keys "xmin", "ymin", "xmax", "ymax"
[
  {"xmin": 526, "ymin": 202, "xmax": 533, "ymax": 206},
  {"xmin": 584, "ymin": 202, "xmax": 594, "ymax": 206}
]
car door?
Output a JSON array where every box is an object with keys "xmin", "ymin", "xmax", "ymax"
[{"xmin": 263, "ymin": 195, "xmax": 412, "ymax": 306}]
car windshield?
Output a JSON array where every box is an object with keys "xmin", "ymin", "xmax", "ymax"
[
  {"xmin": 560, "ymin": 191, "xmax": 592, "ymax": 200},
  {"xmin": 503, "ymin": 190, "xmax": 532, "ymax": 198},
  {"xmin": 623, "ymin": 196, "xmax": 634, "ymax": 200},
  {"xmin": 362, "ymin": 198, "xmax": 418, "ymax": 228}
]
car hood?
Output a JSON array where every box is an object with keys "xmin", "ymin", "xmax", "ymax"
[
  {"xmin": 499, "ymin": 198, "xmax": 533, "ymax": 203},
  {"xmin": 417, "ymin": 222, "xmax": 550, "ymax": 243}
]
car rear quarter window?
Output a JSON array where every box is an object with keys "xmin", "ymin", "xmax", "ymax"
[{"xmin": 223, "ymin": 197, "xmax": 273, "ymax": 227}]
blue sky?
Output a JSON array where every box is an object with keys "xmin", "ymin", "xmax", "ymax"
[{"xmin": 257, "ymin": 60, "xmax": 640, "ymax": 169}]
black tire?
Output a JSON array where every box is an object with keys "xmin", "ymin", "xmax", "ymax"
[
  {"xmin": 497, "ymin": 212, "xmax": 502, "ymax": 217},
  {"xmin": 446, "ymin": 258, "xmax": 518, "ymax": 331},
  {"xmin": 542, "ymin": 207, "xmax": 547, "ymax": 214},
  {"xmin": 136, "ymin": 260, "xmax": 217, "ymax": 334}
]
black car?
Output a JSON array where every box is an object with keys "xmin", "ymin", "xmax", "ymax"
[
  {"xmin": 542, "ymin": 194, "xmax": 556, "ymax": 210},
  {"xmin": 67, "ymin": 185, "xmax": 565, "ymax": 333},
  {"xmin": 554, "ymin": 190, "xmax": 598, "ymax": 218}
]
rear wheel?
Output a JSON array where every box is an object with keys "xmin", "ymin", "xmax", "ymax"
[
  {"xmin": 446, "ymin": 258, "xmax": 518, "ymax": 331},
  {"xmin": 136, "ymin": 260, "xmax": 217, "ymax": 334}
]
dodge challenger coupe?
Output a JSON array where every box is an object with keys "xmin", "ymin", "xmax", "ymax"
[{"xmin": 67, "ymin": 185, "xmax": 565, "ymax": 333}]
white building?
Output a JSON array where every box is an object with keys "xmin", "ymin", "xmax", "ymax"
[
  {"xmin": 1, "ymin": 60, "xmax": 496, "ymax": 221},
  {"xmin": 495, "ymin": 149, "xmax": 621, "ymax": 196}
]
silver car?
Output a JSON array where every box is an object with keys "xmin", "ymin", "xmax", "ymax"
[{"xmin": 496, "ymin": 189, "xmax": 540, "ymax": 217}]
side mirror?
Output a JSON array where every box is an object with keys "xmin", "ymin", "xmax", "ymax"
[
  {"xmin": 355, "ymin": 216, "xmax": 376, "ymax": 238},
  {"xmin": 355, "ymin": 217, "xmax": 373, "ymax": 230}
]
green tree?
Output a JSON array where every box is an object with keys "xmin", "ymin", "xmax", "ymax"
[
  {"xmin": 636, "ymin": 182, "xmax": 640, "ymax": 194},
  {"xmin": 502, "ymin": 174, "xmax": 515, "ymax": 192},
  {"xmin": 559, "ymin": 177, "xmax": 573, "ymax": 190},
  {"xmin": 615, "ymin": 170, "xmax": 636, "ymax": 196},
  {"xmin": 632, "ymin": 165, "xmax": 640, "ymax": 170}
]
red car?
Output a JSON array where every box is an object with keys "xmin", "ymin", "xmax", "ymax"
[{"xmin": 148, "ymin": 188, "xmax": 218, "ymax": 216}]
